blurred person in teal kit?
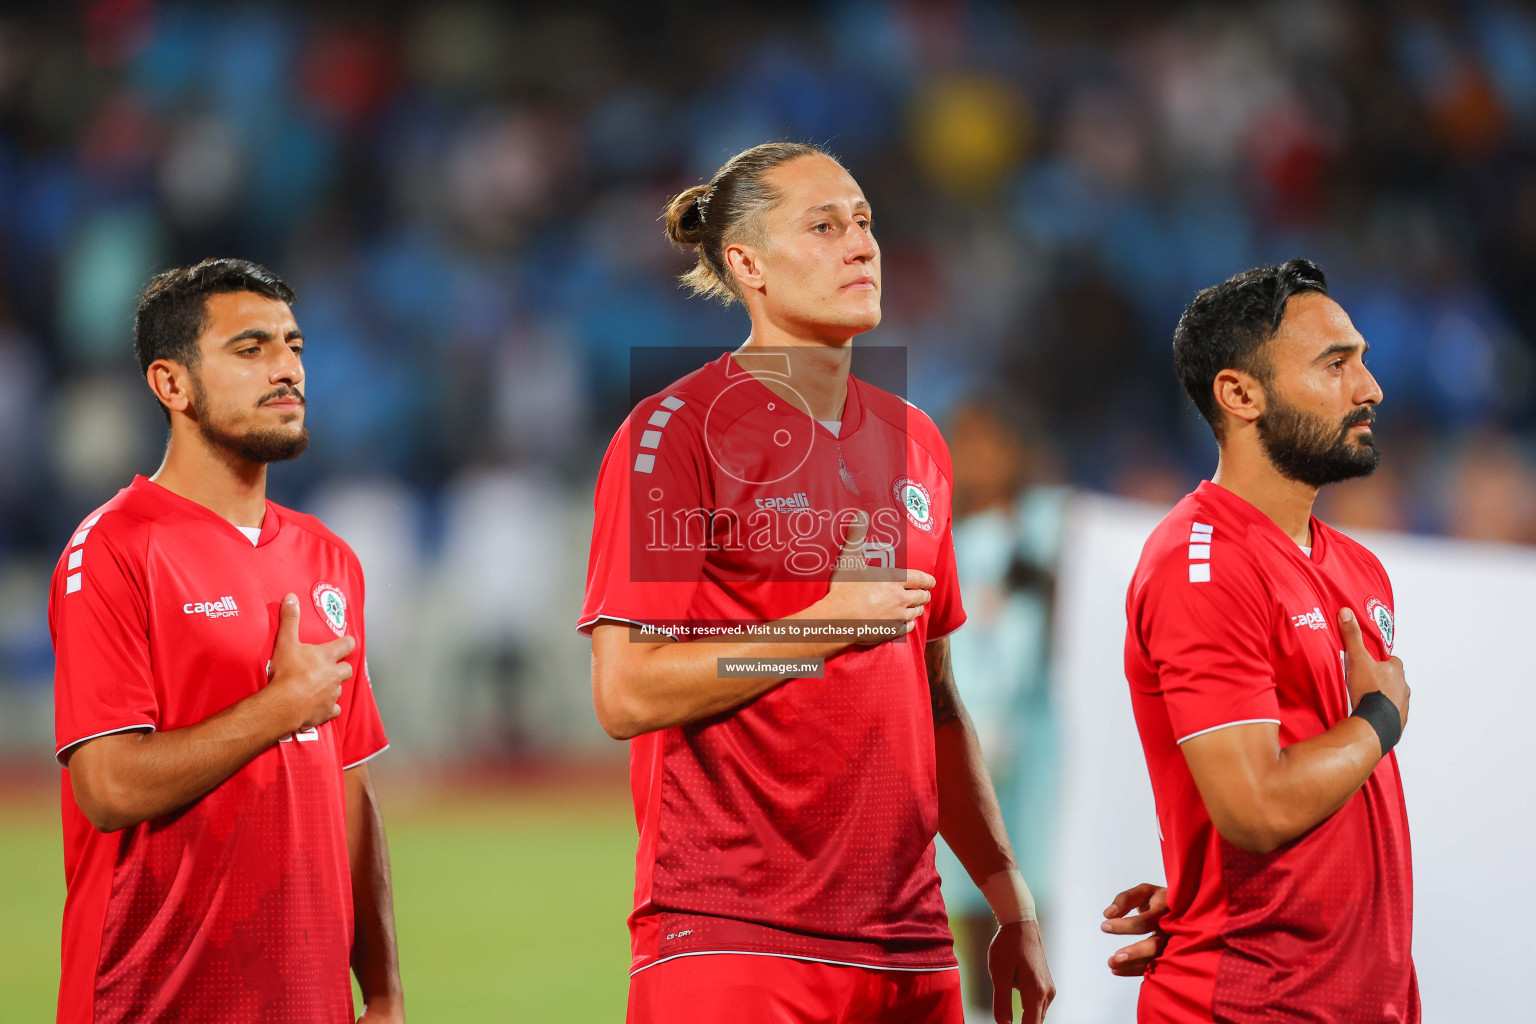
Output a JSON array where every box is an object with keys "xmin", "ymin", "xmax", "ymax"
[{"xmin": 935, "ymin": 401, "xmax": 1068, "ymax": 1016}]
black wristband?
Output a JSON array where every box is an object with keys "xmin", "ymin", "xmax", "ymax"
[{"xmin": 1351, "ymin": 691, "xmax": 1402, "ymax": 756}]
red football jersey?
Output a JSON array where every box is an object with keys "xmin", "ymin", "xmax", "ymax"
[
  {"xmin": 578, "ymin": 352, "xmax": 966, "ymax": 975},
  {"xmin": 49, "ymin": 476, "xmax": 388, "ymax": 1024},
  {"xmin": 1124, "ymin": 481, "xmax": 1417, "ymax": 1023}
]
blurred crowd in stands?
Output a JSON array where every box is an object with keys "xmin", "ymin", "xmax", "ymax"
[{"xmin": 2, "ymin": 1, "xmax": 1534, "ymax": 757}]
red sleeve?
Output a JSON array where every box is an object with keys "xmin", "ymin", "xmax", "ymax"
[
  {"xmin": 50, "ymin": 516, "xmax": 157, "ymax": 764},
  {"xmin": 577, "ymin": 401, "xmax": 706, "ymax": 638},
  {"xmin": 340, "ymin": 556, "xmax": 388, "ymax": 769},
  {"xmin": 923, "ymin": 419, "xmax": 966, "ymax": 639},
  {"xmin": 1138, "ymin": 548, "xmax": 1280, "ymax": 744},
  {"xmin": 1366, "ymin": 548, "xmax": 1397, "ymax": 657},
  {"xmin": 927, "ymin": 522, "xmax": 967, "ymax": 639}
]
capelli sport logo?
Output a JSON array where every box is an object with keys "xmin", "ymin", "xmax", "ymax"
[
  {"xmin": 754, "ymin": 492, "xmax": 812, "ymax": 512},
  {"xmin": 184, "ymin": 596, "xmax": 239, "ymax": 619},
  {"xmin": 1290, "ymin": 606, "xmax": 1328, "ymax": 630}
]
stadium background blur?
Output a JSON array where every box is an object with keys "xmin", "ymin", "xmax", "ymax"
[{"xmin": 2, "ymin": 2, "xmax": 1534, "ymax": 1020}]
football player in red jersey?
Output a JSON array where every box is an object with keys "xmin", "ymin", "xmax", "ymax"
[
  {"xmin": 1103, "ymin": 260, "xmax": 1417, "ymax": 1022},
  {"xmin": 49, "ymin": 259, "xmax": 404, "ymax": 1024},
  {"xmin": 579, "ymin": 143, "xmax": 1053, "ymax": 1024}
]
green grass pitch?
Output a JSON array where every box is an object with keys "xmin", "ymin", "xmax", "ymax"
[{"xmin": 0, "ymin": 785, "xmax": 637, "ymax": 1022}]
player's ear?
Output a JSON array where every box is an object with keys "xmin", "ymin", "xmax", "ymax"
[
  {"xmin": 724, "ymin": 242, "xmax": 765, "ymax": 295},
  {"xmin": 147, "ymin": 359, "xmax": 194, "ymax": 416},
  {"xmin": 1212, "ymin": 368, "xmax": 1265, "ymax": 428}
]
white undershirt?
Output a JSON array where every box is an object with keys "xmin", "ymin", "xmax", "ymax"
[
  {"xmin": 237, "ymin": 526, "xmax": 261, "ymax": 546},
  {"xmin": 819, "ymin": 420, "xmax": 841, "ymax": 437},
  {"xmin": 1299, "ymin": 545, "xmax": 1312, "ymax": 557}
]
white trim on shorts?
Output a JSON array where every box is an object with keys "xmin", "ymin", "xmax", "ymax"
[{"xmin": 630, "ymin": 950, "xmax": 960, "ymax": 978}]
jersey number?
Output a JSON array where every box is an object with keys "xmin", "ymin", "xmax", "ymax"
[
  {"xmin": 266, "ymin": 656, "xmax": 321, "ymax": 743},
  {"xmin": 863, "ymin": 542, "xmax": 895, "ymax": 568}
]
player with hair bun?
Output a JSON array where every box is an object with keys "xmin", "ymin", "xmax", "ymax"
[{"xmin": 579, "ymin": 144, "xmax": 1054, "ymax": 1023}]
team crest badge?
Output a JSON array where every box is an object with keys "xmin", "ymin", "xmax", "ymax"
[
  {"xmin": 1366, "ymin": 597, "xmax": 1393, "ymax": 654},
  {"xmin": 892, "ymin": 477, "xmax": 935, "ymax": 533},
  {"xmin": 312, "ymin": 582, "xmax": 348, "ymax": 636}
]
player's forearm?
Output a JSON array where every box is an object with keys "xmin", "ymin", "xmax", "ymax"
[
  {"xmin": 934, "ymin": 714, "xmax": 1017, "ymax": 883},
  {"xmin": 591, "ymin": 622, "xmax": 849, "ymax": 738},
  {"xmin": 1203, "ymin": 719, "xmax": 1383, "ymax": 854},
  {"xmin": 1260, "ymin": 719, "xmax": 1384, "ymax": 844},
  {"xmin": 67, "ymin": 691, "xmax": 295, "ymax": 832},
  {"xmin": 928, "ymin": 638, "xmax": 1017, "ymax": 883},
  {"xmin": 346, "ymin": 765, "xmax": 404, "ymax": 1015}
]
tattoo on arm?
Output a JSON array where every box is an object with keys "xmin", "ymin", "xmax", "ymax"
[{"xmin": 925, "ymin": 636, "xmax": 961, "ymax": 727}]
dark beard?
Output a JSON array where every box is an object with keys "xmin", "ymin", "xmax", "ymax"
[
  {"xmin": 1256, "ymin": 397, "xmax": 1379, "ymax": 487},
  {"xmin": 192, "ymin": 379, "xmax": 310, "ymax": 464},
  {"xmin": 199, "ymin": 419, "xmax": 309, "ymax": 463}
]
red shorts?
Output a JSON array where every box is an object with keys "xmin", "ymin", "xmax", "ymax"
[{"xmin": 626, "ymin": 954, "xmax": 964, "ymax": 1024}]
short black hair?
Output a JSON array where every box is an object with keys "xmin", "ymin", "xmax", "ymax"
[
  {"xmin": 134, "ymin": 257, "xmax": 296, "ymax": 379},
  {"xmin": 1172, "ymin": 258, "xmax": 1329, "ymax": 437}
]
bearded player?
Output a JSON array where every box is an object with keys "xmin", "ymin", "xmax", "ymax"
[
  {"xmin": 49, "ymin": 259, "xmax": 404, "ymax": 1023},
  {"xmin": 1102, "ymin": 260, "xmax": 1416, "ymax": 1022},
  {"xmin": 578, "ymin": 143, "xmax": 1054, "ymax": 1024}
]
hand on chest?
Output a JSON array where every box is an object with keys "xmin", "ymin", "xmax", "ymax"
[
  {"xmin": 151, "ymin": 547, "xmax": 358, "ymax": 718},
  {"xmin": 1272, "ymin": 572, "xmax": 1393, "ymax": 711}
]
